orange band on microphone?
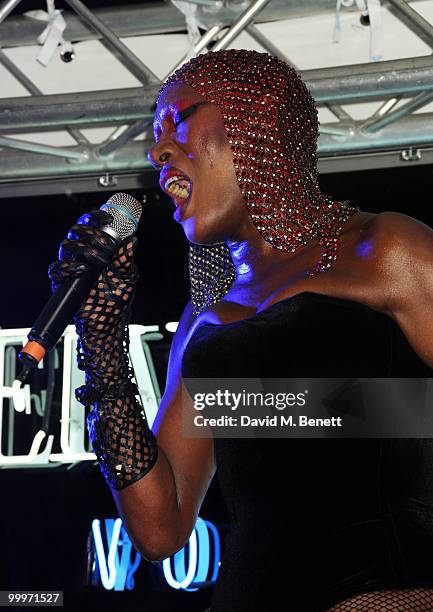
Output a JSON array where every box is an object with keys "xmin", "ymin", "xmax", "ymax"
[{"xmin": 21, "ymin": 341, "xmax": 46, "ymax": 364}]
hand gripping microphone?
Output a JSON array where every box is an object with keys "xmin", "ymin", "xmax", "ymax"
[{"xmin": 17, "ymin": 193, "xmax": 142, "ymax": 383}]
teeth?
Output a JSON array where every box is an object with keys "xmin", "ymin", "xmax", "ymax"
[
  {"xmin": 165, "ymin": 175, "xmax": 182, "ymax": 188},
  {"xmin": 165, "ymin": 175, "xmax": 190, "ymax": 189},
  {"xmin": 164, "ymin": 173, "xmax": 190, "ymax": 199},
  {"xmin": 167, "ymin": 182, "xmax": 189, "ymax": 199}
]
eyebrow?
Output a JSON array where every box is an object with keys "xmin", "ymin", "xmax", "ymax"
[
  {"xmin": 153, "ymin": 101, "xmax": 209, "ymax": 132},
  {"xmin": 177, "ymin": 100, "xmax": 208, "ymax": 119}
]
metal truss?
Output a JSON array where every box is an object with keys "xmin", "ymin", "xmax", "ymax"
[{"xmin": 1, "ymin": 0, "xmax": 433, "ymax": 197}]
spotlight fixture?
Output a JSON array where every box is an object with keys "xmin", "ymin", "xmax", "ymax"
[{"xmin": 60, "ymin": 48, "xmax": 75, "ymax": 62}]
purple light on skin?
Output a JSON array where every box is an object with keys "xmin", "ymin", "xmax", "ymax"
[
  {"xmin": 238, "ymin": 262, "xmax": 250, "ymax": 275},
  {"xmin": 356, "ymin": 239, "xmax": 374, "ymax": 258}
]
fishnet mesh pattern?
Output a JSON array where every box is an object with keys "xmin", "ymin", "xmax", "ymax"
[
  {"xmin": 85, "ymin": 392, "xmax": 158, "ymax": 491},
  {"xmin": 49, "ymin": 234, "xmax": 158, "ymax": 491},
  {"xmin": 326, "ymin": 587, "xmax": 433, "ymax": 611},
  {"xmin": 204, "ymin": 588, "xmax": 433, "ymax": 611}
]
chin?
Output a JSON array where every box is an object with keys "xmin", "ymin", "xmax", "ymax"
[{"xmin": 182, "ymin": 218, "xmax": 227, "ymax": 246}]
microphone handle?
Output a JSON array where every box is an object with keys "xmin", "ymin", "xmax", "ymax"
[{"xmin": 19, "ymin": 264, "xmax": 105, "ymax": 368}]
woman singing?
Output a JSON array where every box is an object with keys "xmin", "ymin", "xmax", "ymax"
[{"xmin": 50, "ymin": 50, "xmax": 433, "ymax": 610}]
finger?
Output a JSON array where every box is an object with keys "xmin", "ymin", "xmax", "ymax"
[
  {"xmin": 67, "ymin": 224, "xmax": 116, "ymax": 255},
  {"xmin": 58, "ymin": 240, "xmax": 112, "ymax": 268},
  {"xmin": 76, "ymin": 209, "xmax": 113, "ymax": 228},
  {"xmin": 48, "ymin": 260, "xmax": 87, "ymax": 280},
  {"xmin": 48, "ymin": 260, "xmax": 87, "ymax": 289}
]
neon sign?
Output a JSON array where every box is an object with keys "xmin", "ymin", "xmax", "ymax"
[
  {"xmin": 90, "ymin": 517, "xmax": 220, "ymax": 592},
  {"xmin": 91, "ymin": 518, "xmax": 141, "ymax": 591},
  {"xmin": 0, "ymin": 324, "xmax": 175, "ymax": 468},
  {"xmin": 162, "ymin": 517, "xmax": 220, "ymax": 591}
]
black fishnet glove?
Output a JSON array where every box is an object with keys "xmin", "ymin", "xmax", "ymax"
[{"xmin": 48, "ymin": 209, "xmax": 158, "ymax": 490}]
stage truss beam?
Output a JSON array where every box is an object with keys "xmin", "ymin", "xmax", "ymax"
[{"xmin": 1, "ymin": 0, "xmax": 433, "ymax": 195}]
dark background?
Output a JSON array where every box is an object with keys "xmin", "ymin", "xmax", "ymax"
[
  {"xmin": 2, "ymin": 163, "xmax": 433, "ymax": 330},
  {"xmin": 0, "ymin": 163, "xmax": 432, "ymax": 610},
  {"xmin": 4, "ymin": 1, "xmax": 433, "ymax": 608}
]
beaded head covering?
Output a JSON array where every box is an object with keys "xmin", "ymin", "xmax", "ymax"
[{"xmin": 157, "ymin": 49, "xmax": 359, "ymax": 315}]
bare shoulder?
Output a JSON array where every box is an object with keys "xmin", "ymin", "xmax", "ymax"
[
  {"xmin": 365, "ymin": 211, "xmax": 433, "ymax": 368},
  {"xmin": 351, "ymin": 210, "xmax": 433, "ymax": 258},
  {"xmin": 372, "ymin": 210, "xmax": 433, "ymax": 246},
  {"xmin": 367, "ymin": 211, "xmax": 433, "ymax": 311}
]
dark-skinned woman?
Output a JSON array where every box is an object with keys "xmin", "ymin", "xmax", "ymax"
[{"xmin": 50, "ymin": 49, "xmax": 433, "ymax": 611}]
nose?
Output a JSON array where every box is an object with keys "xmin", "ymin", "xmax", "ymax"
[{"xmin": 147, "ymin": 140, "xmax": 174, "ymax": 170}]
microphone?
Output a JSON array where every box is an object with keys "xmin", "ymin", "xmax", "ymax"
[{"xmin": 17, "ymin": 193, "xmax": 142, "ymax": 383}]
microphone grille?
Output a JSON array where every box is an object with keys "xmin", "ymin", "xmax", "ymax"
[{"xmin": 100, "ymin": 192, "xmax": 142, "ymax": 242}]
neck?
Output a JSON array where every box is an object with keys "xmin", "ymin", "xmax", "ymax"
[
  {"xmin": 226, "ymin": 201, "xmax": 362, "ymax": 288},
  {"xmin": 225, "ymin": 233, "xmax": 312, "ymax": 288},
  {"xmin": 188, "ymin": 200, "xmax": 361, "ymax": 316}
]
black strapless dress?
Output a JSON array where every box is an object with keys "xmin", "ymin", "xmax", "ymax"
[{"xmin": 181, "ymin": 292, "xmax": 433, "ymax": 611}]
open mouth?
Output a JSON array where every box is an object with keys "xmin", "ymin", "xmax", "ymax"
[{"xmin": 164, "ymin": 175, "xmax": 191, "ymax": 201}]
